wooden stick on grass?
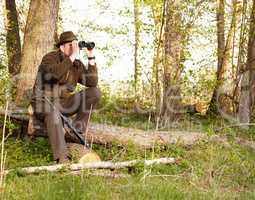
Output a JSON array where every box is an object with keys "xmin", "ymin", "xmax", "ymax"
[
  {"xmin": 0, "ymin": 102, "xmax": 9, "ymax": 188},
  {"xmin": 84, "ymin": 104, "xmax": 93, "ymax": 149},
  {"xmin": 5, "ymin": 157, "xmax": 176, "ymax": 175}
]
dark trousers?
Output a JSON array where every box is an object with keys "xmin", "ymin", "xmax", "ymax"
[{"xmin": 36, "ymin": 87, "xmax": 101, "ymax": 161}]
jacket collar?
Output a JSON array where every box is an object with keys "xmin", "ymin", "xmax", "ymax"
[
  {"xmin": 58, "ymin": 49, "xmax": 65, "ymax": 62},
  {"xmin": 58, "ymin": 49, "xmax": 78, "ymax": 67}
]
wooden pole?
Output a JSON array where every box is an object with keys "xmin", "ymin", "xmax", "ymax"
[{"xmin": 4, "ymin": 157, "xmax": 176, "ymax": 175}]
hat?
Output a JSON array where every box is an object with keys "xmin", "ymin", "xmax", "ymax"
[{"xmin": 56, "ymin": 31, "xmax": 78, "ymax": 48}]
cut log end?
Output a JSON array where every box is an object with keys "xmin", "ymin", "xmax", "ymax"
[{"xmin": 67, "ymin": 143, "xmax": 101, "ymax": 163}]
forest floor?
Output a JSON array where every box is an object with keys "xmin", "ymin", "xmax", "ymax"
[{"xmin": 0, "ymin": 109, "xmax": 255, "ymax": 200}]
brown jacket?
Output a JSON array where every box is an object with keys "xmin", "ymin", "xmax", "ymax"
[{"xmin": 32, "ymin": 49, "xmax": 98, "ymax": 99}]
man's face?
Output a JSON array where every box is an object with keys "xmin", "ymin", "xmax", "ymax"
[{"xmin": 60, "ymin": 40, "xmax": 77, "ymax": 57}]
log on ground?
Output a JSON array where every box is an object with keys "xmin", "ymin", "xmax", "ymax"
[
  {"xmin": 5, "ymin": 157, "xmax": 176, "ymax": 175},
  {"xmin": 0, "ymin": 108, "xmax": 204, "ymax": 148},
  {"xmin": 86, "ymin": 123, "xmax": 204, "ymax": 148},
  {"xmin": 67, "ymin": 143, "xmax": 101, "ymax": 163}
]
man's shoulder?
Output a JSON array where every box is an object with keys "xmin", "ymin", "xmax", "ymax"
[
  {"xmin": 74, "ymin": 59, "xmax": 85, "ymax": 67},
  {"xmin": 42, "ymin": 50, "xmax": 60, "ymax": 60},
  {"xmin": 74, "ymin": 58, "xmax": 83, "ymax": 64}
]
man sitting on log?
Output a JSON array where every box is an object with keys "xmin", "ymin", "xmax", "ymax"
[{"xmin": 31, "ymin": 31, "xmax": 101, "ymax": 163}]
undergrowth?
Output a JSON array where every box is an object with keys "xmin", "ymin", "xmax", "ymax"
[
  {"xmin": 0, "ymin": 90, "xmax": 254, "ymax": 199},
  {"xmin": 1, "ymin": 124, "xmax": 254, "ymax": 199}
]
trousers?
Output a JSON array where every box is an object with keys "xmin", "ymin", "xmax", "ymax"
[{"xmin": 34, "ymin": 87, "xmax": 101, "ymax": 161}]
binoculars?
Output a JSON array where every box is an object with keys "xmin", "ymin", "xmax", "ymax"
[{"xmin": 78, "ymin": 41, "xmax": 95, "ymax": 50}]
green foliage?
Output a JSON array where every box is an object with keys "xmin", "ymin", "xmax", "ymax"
[
  {"xmin": 92, "ymin": 81, "xmax": 155, "ymax": 130},
  {"xmin": 0, "ymin": 117, "xmax": 20, "ymax": 139},
  {"xmin": 0, "ymin": 68, "xmax": 17, "ymax": 106},
  {"xmin": 5, "ymin": 137, "xmax": 53, "ymax": 169},
  {"xmin": 0, "ymin": 112, "xmax": 254, "ymax": 199},
  {"xmin": 2, "ymin": 134, "xmax": 255, "ymax": 199},
  {"xmin": 0, "ymin": 0, "xmax": 254, "ymax": 199},
  {"xmin": 181, "ymin": 66, "xmax": 216, "ymax": 105}
]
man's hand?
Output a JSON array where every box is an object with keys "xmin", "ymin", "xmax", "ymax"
[
  {"xmin": 86, "ymin": 49, "xmax": 94, "ymax": 57},
  {"xmin": 69, "ymin": 40, "xmax": 79, "ymax": 62},
  {"xmin": 86, "ymin": 49, "xmax": 96, "ymax": 65}
]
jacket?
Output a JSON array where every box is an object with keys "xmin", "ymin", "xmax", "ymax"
[{"xmin": 32, "ymin": 49, "xmax": 98, "ymax": 101}]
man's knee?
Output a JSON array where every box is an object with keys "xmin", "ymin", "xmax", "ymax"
[
  {"xmin": 85, "ymin": 87, "xmax": 101, "ymax": 103},
  {"xmin": 45, "ymin": 110, "xmax": 62, "ymax": 125}
]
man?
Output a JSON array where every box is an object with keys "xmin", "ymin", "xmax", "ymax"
[{"xmin": 31, "ymin": 31, "xmax": 101, "ymax": 163}]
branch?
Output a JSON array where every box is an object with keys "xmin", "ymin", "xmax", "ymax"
[
  {"xmin": 5, "ymin": 157, "xmax": 176, "ymax": 175},
  {"xmin": 0, "ymin": 108, "xmax": 29, "ymax": 121},
  {"xmin": 68, "ymin": 170, "xmax": 130, "ymax": 178},
  {"xmin": 215, "ymin": 123, "xmax": 255, "ymax": 131},
  {"xmin": 0, "ymin": 107, "xmax": 204, "ymax": 148}
]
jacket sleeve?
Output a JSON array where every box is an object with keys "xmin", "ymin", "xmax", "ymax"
[
  {"xmin": 78, "ymin": 61, "xmax": 98, "ymax": 87},
  {"xmin": 40, "ymin": 52, "xmax": 73, "ymax": 80}
]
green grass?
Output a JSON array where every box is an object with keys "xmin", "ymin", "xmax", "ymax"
[
  {"xmin": 3, "ymin": 174, "xmax": 254, "ymax": 200},
  {"xmin": 4, "ymin": 137, "xmax": 53, "ymax": 169},
  {"xmin": 1, "ymin": 132, "xmax": 255, "ymax": 199},
  {"xmin": 0, "ymin": 104, "xmax": 255, "ymax": 199}
]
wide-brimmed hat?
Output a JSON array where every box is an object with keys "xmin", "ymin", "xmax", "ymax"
[{"xmin": 56, "ymin": 31, "xmax": 78, "ymax": 48}]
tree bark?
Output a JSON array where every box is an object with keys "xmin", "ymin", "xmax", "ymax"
[
  {"xmin": 15, "ymin": 0, "xmax": 59, "ymax": 104},
  {"xmin": 233, "ymin": 0, "xmax": 248, "ymax": 112},
  {"xmin": 86, "ymin": 123, "xmax": 203, "ymax": 148},
  {"xmin": 54, "ymin": 0, "xmax": 63, "ymax": 46},
  {"xmin": 134, "ymin": 0, "xmax": 142, "ymax": 103},
  {"xmin": 217, "ymin": 0, "xmax": 241, "ymax": 114},
  {"xmin": 209, "ymin": 0, "xmax": 225, "ymax": 113},
  {"xmin": 4, "ymin": 0, "xmax": 21, "ymax": 75},
  {"xmin": 160, "ymin": 0, "xmax": 183, "ymax": 127},
  {"xmin": 151, "ymin": 0, "xmax": 165, "ymax": 125},
  {"xmin": 0, "ymin": 108, "xmax": 204, "ymax": 148},
  {"xmin": 248, "ymin": 0, "xmax": 255, "ymax": 118},
  {"xmin": 238, "ymin": 0, "xmax": 255, "ymax": 126},
  {"xmin": 67, "ymin": 143, "xmax": 101, "ymax": 163},
  {"xmin": 238, "ymin": 71, "xmax": 250, "ymax": 126},
  {"xmin": 209, "ymin": 0, "xmax": 241, "ymax": 115},
  {"xmin": 4, "ymin": 157, "xmax": 176, "ymax": 175},
  {"xmin": 216, "ymin": 0, "xmax": 226, "ymax": 83}
]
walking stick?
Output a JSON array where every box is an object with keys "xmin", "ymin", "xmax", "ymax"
[{"xmin": 43, "ymin": 94, "xmax": 89, "ymax": 147}]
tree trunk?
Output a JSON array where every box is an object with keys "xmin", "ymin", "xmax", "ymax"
[
  {"xmin": 4, "ymin": 0, "xmax": 21, "ymax": 75},
  {"xmin": 209, "ymin": 0, "xmax": 225, "ymax": 113},
  {"xmin": 134, "ymin": 0, "xmax": 142, "ymax": 103},
  {"xmin": 216, "ymin": 0, "xmax": 226, "ymax": 84},
  {"xmin": 233, "ymin": 0, "xmax": 248, "ymax": 112},
  {"xmin": 209, "ymin": 0, "xmax": 241, "ymax": 115},
  {"xmin": 160, "ymin": 0, "xmax": 183, "ymax": 127},
  {"xmin": 54, "ymin": 0, "xmax": 63, "ymax": 46},
  {"xmin": 0, "ymin": 107, "xmax": 204, "ymax": 148},
  {"xmin": 238, "ymin": 0, "xmax": 255, "ymax": 126},
  {"xmin": 151, "ymin": 0, "xmax": 165, "ymax": 126},
  {"xmin": 86, "ymin": 123, "xmax": 203, "ymax": 148},
  {"xmin": 248, "ymin": 0, "xmax": 255, "ymax": 117},
  {"xmin": 217, "ymin": 0, "xmax": 241, "ymax": 114},
  {"xmin": 67, "ymin": 143, "xmax": 101, "ymax": 163},
  {"xmin": 15, "ymin": 0, "xmax": 59, "ymax": 104},
  {"xmin": 238, "ymin": 71, "xmax": 250, "ymax": 125}
]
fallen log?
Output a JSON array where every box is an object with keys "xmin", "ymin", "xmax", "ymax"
[
  {"xmin": 0, "ymin": 107, "xmax": 29, "ymax": 121},
  {"xmin": 86, "ymin": 123, "xmax": 204, "ymax": 148},
  {"xmin": 5, "ymin": 157, "xmax": 176, "ymax": 175},
  {"xmin": 67, "ymin": 143, "xmax": 101, "ymax": 163},
  {"xmin": 68, "ymin": 170, "xmax": 130, "ymax": 178},
  {"xmin": 0, "ymin": 108, "xmax": 204, "ymax": 148},
  {"xmin": 210, "ymin": 135, "xmax": 255, "ymax": 151}
]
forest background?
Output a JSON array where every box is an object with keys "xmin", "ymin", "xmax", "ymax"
[{"xmin": 0, "ymin": 0, "xmax": 254, "ymax": 199}]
